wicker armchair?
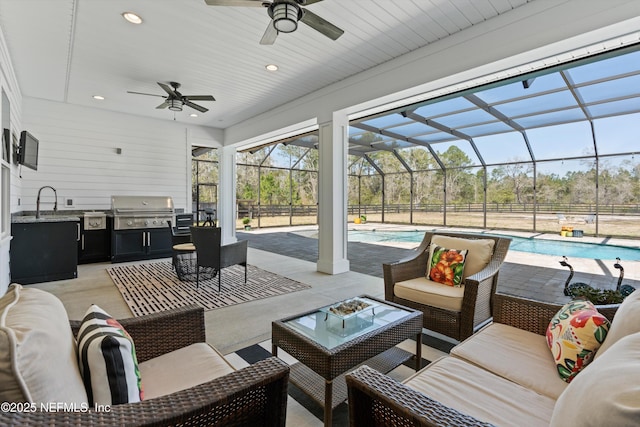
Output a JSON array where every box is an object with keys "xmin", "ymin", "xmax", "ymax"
[
  {"xmin": 1, "ymin": 305, "xmax": 289, "ymax": 427},
  {"xmin": 383, "ymin": 231, "xmax": 511, "ymax": 341}
]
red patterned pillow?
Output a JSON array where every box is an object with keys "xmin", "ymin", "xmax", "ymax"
[
  {"xmin": 427, "ymin": 245, "xmax": 468, "ymax": 287},
  {"xmin": 546, "ymin": 299, "xmax": 610, "ymax": 383}
]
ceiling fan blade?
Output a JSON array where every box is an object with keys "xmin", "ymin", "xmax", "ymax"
[
  {"xmin": 157, "ymin": 82, "xmax": 178, "ymax": 97},
  {"xmin": 300, "ymin": 9, "xmax": 344, "ymax": 40},
  {"xmin": 184, "ymin": 95, "xmax": 216, "ymax": 101},
  {"xmin": 204, "ymin": 0, "xmax": 266, "ymax": 6},
  {"xmin": 301, "ymin": 0, "xmax": 323, "ymax": 5},
  {"xmin": 260, "ymin": 21, "xmax": 278, "ymax": 45},
  {"xmin": 127, "ymin": 91, "xmax": 165, "ymax": 98},
  {"xmin": 156, "ymin": 101, "xmax": 170, "ymax": 109},
  {"xmin": 185, "ymin": 101, "xmax": 209, "ymax": 113}
]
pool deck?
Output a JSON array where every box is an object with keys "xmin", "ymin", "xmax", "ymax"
[{"xmin": 238, "ymin": 223, "xmax": 640, "ymax": 305}]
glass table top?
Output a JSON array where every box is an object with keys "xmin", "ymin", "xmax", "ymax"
[{"xmin": 283, "ymin": 297, "xmax": 412, "ymax": 350}]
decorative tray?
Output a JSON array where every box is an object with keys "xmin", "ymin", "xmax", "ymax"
[{"xmin": 320, "ymin": 298, "xmax": 379, "ymax": 321}]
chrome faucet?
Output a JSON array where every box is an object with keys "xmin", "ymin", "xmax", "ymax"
[{"xmin": 36, "ymin": 186, "xmax": 58, "ymax": 219}]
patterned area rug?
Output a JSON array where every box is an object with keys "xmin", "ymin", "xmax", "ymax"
[{"xmin": 107, "ymin": 261, "xmax": 311, "ymax": 316}]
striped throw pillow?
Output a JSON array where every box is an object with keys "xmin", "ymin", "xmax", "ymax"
[{"xmin": 77, "ymin": 305, "xmax": 143, "ymax": 406}]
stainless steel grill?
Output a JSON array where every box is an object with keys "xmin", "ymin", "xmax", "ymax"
[{"xmin": 111, "ymin": 195, "xmax": 174, "ymax": 230}]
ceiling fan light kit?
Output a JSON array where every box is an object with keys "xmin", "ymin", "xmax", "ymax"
[
  {"xmin": 271, "ymin": 3, "xmax": 300, "ymax": 33},
  {"xmin": 168, "ymin": 99, "xmax": 183, "ymax": 112},
  {"xmin": 204, "ymin": 0, "xmax": 343, "ymax": 45}
]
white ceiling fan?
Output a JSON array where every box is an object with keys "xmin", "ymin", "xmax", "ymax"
[{"xmin": 204, "ymin": 0, "xmax": 344, "ymax": 45}]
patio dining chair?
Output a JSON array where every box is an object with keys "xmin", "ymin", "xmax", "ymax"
[{"xmin": 190, "ymin": 226, "xmax": 248, "ymax": 291}]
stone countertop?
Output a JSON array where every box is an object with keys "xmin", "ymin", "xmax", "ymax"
[{"xmin": 11, "ymin": 215, "xmax": 81, "ymax": 223}]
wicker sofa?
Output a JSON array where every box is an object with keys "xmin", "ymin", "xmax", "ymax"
[
  {"xmin": 0, "ymin": 284, "xmax": 289, "ymax": 426},
  {"xmin": 346, "ymin": 291, "xmax": 640, "ymax": 426}
]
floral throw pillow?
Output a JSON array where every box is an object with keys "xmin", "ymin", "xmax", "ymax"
[
  {"xmin": 428, "ymin": 245, "xmax": 468, "ymax": 287},
  {"xmin": 546, "ymin": 299, "xmax": 610, "ymax": 383}
]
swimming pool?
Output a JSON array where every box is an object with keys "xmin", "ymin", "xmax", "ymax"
[{"xmin": 348, "ymin": 230, "xmax": 640, "ymax": 261}]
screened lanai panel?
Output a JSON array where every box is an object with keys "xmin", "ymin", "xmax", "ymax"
[
  {"xmin": 267, "ymin": 144, "xmax": 302, "ymax": 169},
  {"xmin": 384, "ymin": 173, "xmax": 412, "ymax": 224},
  {"xmin": 414, "ymin": 170, "xmax": 444, "ymax": 226},
  {"xmin": 593, "ymin": 113, "xmax": 640, "ymax": 156},
  {"xmin": 566, "ymin": 50, "xmax": 640, "ymax": 84},
  {"xmin": 494, "ymin": 90, "xmax": 578, "ymax": 117},
  {"xmin": 598, "ymin": 154, "xmax": 640, "ymax": 239},
  {"xmin": 474, "ymin": 72, "xmax": 567, "ymax": 104},
  {"xmin": 513, "ymin": 108, "xmax": 586, "ymax": 128},
  {"xmin": 528, "ymin": 121, "xmax": 595, "ymax": 160},
  {"xmin": 413, "ymin": 97, "xmax": 476, "ymax": 118},
  {"xmin": 587, "ymin": 97, "xmax": 640, "ymax": 117},
  {"xmin": 460, "ymin": 121, "xmax": 513, "ymax": 137},
  {"xmin": 368, "ymin": 151, "xmax": 406, "ymax": 173},
  {"xmin": 389, "ymin": 121, "xmax": 433, "ymax": 137},
  {"xmin": 473, "ymin": 132, "xmax": 531, "ymax": 164},
  {"xmin": 357, "ymin": 113, "xmax": 414, "ymax": 130},
  {"xmin": 447, "ymin": 167, "xmax": 486, "ymax": 228},
  {"xmin": 576, "ymin": 74, "xmax": 640, "ymax": 104},
  {"xmin": 433, "ymin": 108, "xmax": 497, "ymax": 129},
  {"xmin": 431, "ymin": 140, "xmax": 482, "ymax": 167},
  {"xmin": 396, "ymin": 146, "xmax": 438, "ymax": 171},
  {"xmin": 486, "ymin": 164, "xmax": 534, "ymax": 231},
  {"xmin": 348, "ymin": 155, "xmax": 376, "ymax": 176},
  {"xmin": 412, "ymin": 132, "xmax": 457, "ymax": 144}
]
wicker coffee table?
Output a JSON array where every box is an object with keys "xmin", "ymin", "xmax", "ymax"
[{"xmin": 272, "ymin": 295, "xmax": 422, "ymax": 426}]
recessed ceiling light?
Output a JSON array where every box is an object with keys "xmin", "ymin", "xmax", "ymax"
[
  {"xmin": 122, "ymin": 12, "xmax": 143, "ymax": 24},
  {"xmin": 92, "ymin": 95, "xmax": 105, "ymax": 100},
  {"xmin": 190, "ymin": 113, "xmax": 198, "ymax": 118},
  {"xmin": 265, "ymin": 64, "xmax": 279, "ymax": 71}
]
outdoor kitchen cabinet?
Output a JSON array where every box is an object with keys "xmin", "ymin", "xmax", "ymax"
[
  {"xmin": 10, "ymin": 219, "xmax": 79, "ymax": 284},
  {"xmin": 111, "ymin": 227, "xmax": 172, "ymax": 262},
  {"xmin": 78, "ymin": 214, "xmax": 111, "ymax": 264}
]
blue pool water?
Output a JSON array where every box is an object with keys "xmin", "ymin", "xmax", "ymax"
[{"xmin": 348, "ymin": 230, "xmax": 640, "ymax": 261}]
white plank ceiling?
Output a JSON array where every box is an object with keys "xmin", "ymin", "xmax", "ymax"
[{"xmin": 0, "ymin": 0, "xmax": 533, "ymax": 129}]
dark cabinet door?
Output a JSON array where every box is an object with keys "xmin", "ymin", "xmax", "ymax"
[
  {"xmin": 79, "ymin": 230, "xmax": 111, "ymax": 263},
  {"xmin": 111, "ymin": 228, "xmax": 172, "ymax": 262},
  {"xmin": 79, "ymin": 218, "xmax": 111, "ymax": 264},
  {"xmin": 112, "ymin": 230, "xmax": 146, "ymax": 261},
  {"xmin": 11, "ymin": 221, "xmax": 78, "ymax": 284},
  {"xmin": 147, "ymin": 228, "xmax": 172, "ymax": 256}
]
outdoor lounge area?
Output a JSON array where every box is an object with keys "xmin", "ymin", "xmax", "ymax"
[
  {"xmin": 0, "ymin": 227, "xmax": 636, "ymax": 426},
  {"xmin": 2, "ymin": 1, "xmax": 640, "ymax": 426}
]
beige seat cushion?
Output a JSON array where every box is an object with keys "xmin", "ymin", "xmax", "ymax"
[
  {"xmin": 404, "ymin": 356, "xmax": 556, "ymax": 427},
  {"xmin": 394, "ymin": 277, "xmax": 465, "ymax": 312},
  {"xmin": 451, "ymin": 323, "xmax": 567, "ymax": 399},
  {"xmin": 551, "ymin": 332, "xmax": 640, "ymax": 426},
  {"xmin": 0, "ymin": 284, "xmax": 88, "ymax": 405},
  {"xmin": 594, "ymin": 288, "xmax": 640, "ymax": 359},
  {"xmin": 139, "ymin": 342, "xmax": 235, "ymax": 400},
  {"xmin": 430, "ymin": 236, "xmax": 495, "ymax": 279}
]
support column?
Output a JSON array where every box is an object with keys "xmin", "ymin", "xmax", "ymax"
[
  {"xmin": 219, "ymin": 145, "xmax": 237, "ymax": 245},
  {"xmin": 317, "ymin": 113, "xmax": 350, "ymax": 274}
]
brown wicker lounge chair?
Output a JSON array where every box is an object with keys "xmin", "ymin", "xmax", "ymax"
[
  {"xmin": 1, "ymin": 302, "xmax": 289, "ymax": 426},
  {"xmin": 383, "ymin": 231, "xmax": 511, "ymax": 341}
]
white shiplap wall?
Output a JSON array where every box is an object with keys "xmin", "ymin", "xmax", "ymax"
[
  {"xmin": 18, "ymin": 97, "xmax": 222, "ymax": 213},
  {"xmin": 0, "ymin": 17, "xmax": 22, "ymax": 295}
]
